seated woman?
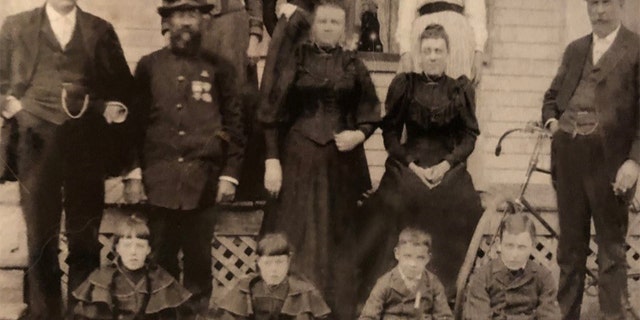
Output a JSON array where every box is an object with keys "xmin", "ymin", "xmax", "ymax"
[
  {"xmin": 396, "ymin": 0, "xmax": 487, "ymax": 82},
  {"xmin": 360, "ymin": 24, "xmax": 483, "ymax": 305}
]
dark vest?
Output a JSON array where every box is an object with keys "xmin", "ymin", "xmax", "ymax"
[
  {"xmin": 22, "ymin": 14, "xmax": 90, "ymax": 125},
  {"xmin": 559, "ymin": 49, "xmax": 599, "ymax": 135}
]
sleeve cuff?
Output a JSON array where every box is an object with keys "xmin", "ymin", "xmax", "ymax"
[
  {"xmin": 544, "ymin": 118, "xmax": 558, "ymax": 129},
  {"xmin": 1, "ymin": 96, "xmax": 23, "ymax": 119},
  {"xmin": 444, "ymin": 154, "xmax": 459, "ymax": 167},
  {"xmin": 249, "ymin": 20, "xmax": 264, "ymax": 39},
  {"xmin": 219, "ymin": 176, "xmax": 239, "ymax": 185},
  {"xmin": 124, "ymin": 168, "xmax": 142, "ymax": 180}
]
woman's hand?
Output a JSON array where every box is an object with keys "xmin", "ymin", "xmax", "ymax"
[
  {"xmin": 425, "ymin": 161, "xmax": 451, "ymax": 187},
  {"xmin": 335, "ymin": 130, "xmax": 365, "ymax": 152},
  {"xmin": 409, "ymin": 162, "xmax": 436, "ymax": 189},
  {"xmin": 264, "ymin": 159, "xmax": 283, "ymax": 198},
  {"xmin": 471, "ymin": 50, "xmax": 484, "ymax": 86}
]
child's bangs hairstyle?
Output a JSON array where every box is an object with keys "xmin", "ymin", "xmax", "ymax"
[
  {"xmin": 316, "ymin": 0, "xmax": 347, "ymax": 12},
  {"xmin": 396, "ymin": 227, "xmax": 432, "ymax": 250},
  {"xmin": 499, "ymin": 213, "xmax": 537, "ymax": 242},
  {"xmin": 257, "ymin": 233, "xmax": 293, "ymax": 257},
  {"xmin": 420, "ymin": 23, "xmax": 450, "ymax": 51},
  {"xmin": 114, "ymin": 215, "xmax": 150, "ymax": 245}
]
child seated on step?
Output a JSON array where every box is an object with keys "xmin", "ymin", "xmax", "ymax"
[
  {"xmin": 216, "ymin": 233, "xmax": 331, "ymax": 320},
  {"xmin": 359, "ymin": 227, "xmax": 453, "ymax": 320},
  {"xmin": 72, "ymin": 215, "xmax": 191, "ymax": 320},
  {"xmin": 463, "ymin": 213, "xmax": 561, "ymax": 320}
]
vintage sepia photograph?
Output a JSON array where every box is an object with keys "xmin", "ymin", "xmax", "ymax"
[{"xmin": 1, "ymin": 0, "xmax": 640, "ymax": 319}]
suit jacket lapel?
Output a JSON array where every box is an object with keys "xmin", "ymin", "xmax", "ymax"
[
  {"xmin": 18, "ymin": 6, "xmax": 45, "ymax": 83},
  {"xmin": 40, "ymin": 14, "xmax": 63, "ymax": 51},
  {"xmin": 560, "ymin": 35, "xmax": 591, "ymax": 107},
  {"xmin": 76, "ymin": 7, "xmax": 97, "ymax": 64},
  {"xmin": 591, "ymin": 26, "xmax": 632, "ymax": 84}
]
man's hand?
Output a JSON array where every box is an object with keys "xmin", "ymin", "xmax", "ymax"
[
  {"xmin": 613, "ymin": 160, "xmax": 640, "ymax": 196},
  {"xmin": 103, "ymin": 102, "xmax": 128, "ymax": 124},
  {"xmin": 471, "ymin": 50, "xmax": 484, "ymax": 86},
  {"xmin": 247, "ymin": 35, "xmax": 261, "ymax": 65},
  {"xmin": 335, "ymin": 130, "xmax": 365, "ymax": 152},
  {"xmin": 1, "ymin": 96, "xmax": 23, "ymax": 119},
  {"xmin": 264, "ymin": 159, "xmax": 283, "ymax": 198},
  {"xmin": 216, "ymin": 179, "xmax": 236, "ymax": 203},
  {"xmin": 399, "ymin": 53, "xmax": 413, "ymax": 73},
  {"xmin": 123, "ymin": 179, "xmax": 146, "ymax": 204}
]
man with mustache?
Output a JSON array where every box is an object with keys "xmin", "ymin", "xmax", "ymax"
[
  {"xmin": 542, "ymin": 0, "xmax": 639, "ymax": 318},
  {"xmin": 126, "ymin": 0, "xmax": 245, "ymax": 317},
  {"xmin": 0, "ymin": 0, "xmax": 132, "ymax": 318}
]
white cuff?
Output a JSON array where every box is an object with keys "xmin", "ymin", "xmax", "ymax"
[
  {"xmin": 544, "ymin": 118, "xmax": 558, "ymax": 129},
  {"xmin": 265, "ymin": 158, "xmax": 280, "ymax": 166},
  {"xmin": 124, "ymin": 168, "xmax": 142, "ymax": 180},
  {"xmin": 219, "ymin": 176, "xmax": 239, "ymax": 185}
]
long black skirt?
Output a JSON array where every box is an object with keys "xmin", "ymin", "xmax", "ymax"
[
  {"xmin": 359, "ymin": 156, "xmax": 483, "ymax": 301},
  {"xmin": 273, "ymin": 130, "xmax": 370, "ymax": 320}
]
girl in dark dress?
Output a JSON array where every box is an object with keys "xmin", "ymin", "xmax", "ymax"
[
  {"xmin": 216, "ymin": 233, "xmax": 331, "ymax": 320},
  {"xmin": 72, "ymin": 216, "xmax": 191, "ymax": 320},
  {"xmin": 258, "ymin": 2, "xmax": 381, "ymax": 319},
  {"xmin": 360, "ymin": 24, "xmax": 483, "ymax": 304}
]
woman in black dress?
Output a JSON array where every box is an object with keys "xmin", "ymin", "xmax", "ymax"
[
  {"xmin": 360, "ymin": 24, "xmax": 483, "ymax": 304},
  {"xmin": 258, "ymin": 2, "xmax": 380, "ymax": 319}
]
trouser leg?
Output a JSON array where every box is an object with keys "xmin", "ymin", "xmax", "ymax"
[
  {"xmin": 553, "ymin": 133, "xmax": 593, "ymax": 320},
  {"xmin": 582, "ymin": 138, "xmax": 629, "ymax": 320},
  {"xmin": 148, "ymin": 207, "xmax": 182, "ymax": 280},
  {"xmin": 61, "ymin": 116, "xmax": 107, "ymax": 315},
  {"xmin": 17, "ymin": 111, "xmax": 64, "ymax": 320},
  {"xmin": 180, "ymin": 207, "xmax": 216, "ymax": 317}
]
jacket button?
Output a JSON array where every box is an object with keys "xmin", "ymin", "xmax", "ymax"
[
  {"xmin": 176, "ymin": 103, "xmax": 183, "ymax": 109},
  {"xmin": 177, "ymin": 75, "xmax": 185, "ymax": 81},
  {"xmin": 178, "ymin": 130, "xmax": 186, "ymax": 136},
  {"xmin": 178, "ymin": 157, "xmax": 184, "ymax": 163}
]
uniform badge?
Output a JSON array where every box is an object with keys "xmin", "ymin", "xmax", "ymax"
[
  {"xmin": 192, "ymin": 81, "xmax": 203, "ymax": 100},
  {"xmin": 200, "ymin": 70, "xmax": 210, "ymax": 78}
]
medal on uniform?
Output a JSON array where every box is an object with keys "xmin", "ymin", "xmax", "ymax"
[
  {"xmin": 192, "ymin": 80, "xmax": 203, "ymax": 100},
  {"xmin": 201, "ymin": 82, "xmax": 212, "ymax": 102}
]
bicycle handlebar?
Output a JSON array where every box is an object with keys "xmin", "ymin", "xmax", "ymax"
[{"xmin": 495, "ymin": 121, "xmax": 551, "ymax": 156}]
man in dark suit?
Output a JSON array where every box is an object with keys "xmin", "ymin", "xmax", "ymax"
[
  {"xmin": 0, "ymin": 0, "xmax": 132, "ymax": 319},
  {"xmin": 542, "ymin": 0, "xmax": 640, "ymax": 318},
  {"xmin": 124, "ymin": 0, "xmax": 245, "ymax": 317}
]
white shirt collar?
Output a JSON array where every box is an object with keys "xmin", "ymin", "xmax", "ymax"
[
  {"xmin": 593, "ymin": 23, "xmax": 621, "ymax": 44},
  {"xmin": 45, "ymin": 2, "xmax": 77, "ymax": 24}
]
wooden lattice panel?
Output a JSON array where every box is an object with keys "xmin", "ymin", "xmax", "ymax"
[{"xmin": 211, "ymin": 235, "xmax": 258, "ymax": 290}]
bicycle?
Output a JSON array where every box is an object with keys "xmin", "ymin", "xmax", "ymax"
[{"xmin": 453, "ymin": 121, "xmax": 640, "ymax": 319}]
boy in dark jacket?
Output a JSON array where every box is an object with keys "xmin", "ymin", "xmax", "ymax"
[
  {"xmin": 359, "ymin": 227, "xmax": 452, "ymax": 320},
  {"xmin": 463, "ymin": 213, "xmax": 561, "ymax": 320}
]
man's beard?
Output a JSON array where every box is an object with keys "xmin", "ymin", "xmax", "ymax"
[{"xmin": 170, "ymin": 28, "xmax": 202, "ymax": 56}]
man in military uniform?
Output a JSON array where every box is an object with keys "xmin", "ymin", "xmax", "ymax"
[
  {"xmin": 0, "ymin": 0, "xmax": 132, "ymax": 318},
  {"xmin": 124, "ymin": 0, "xmax": 245, "ymax": 317}
]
